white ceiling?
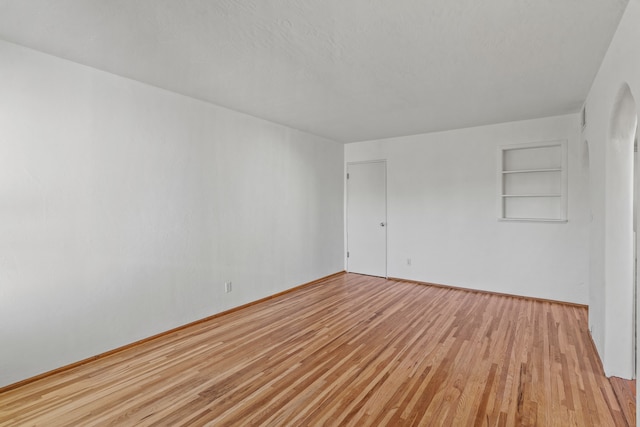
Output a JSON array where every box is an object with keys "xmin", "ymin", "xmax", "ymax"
[{"xmin": 0, "ymin": 0, "xmax": 629, "ymax": 142}]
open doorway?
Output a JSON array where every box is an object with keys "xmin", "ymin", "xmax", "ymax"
[
  {"xmin": 606, "ymin": 83, "xmax": 638, "ymax": 380},
  {"xmin": 635, "ymin": 124, "xmax": 639, "ymax": 379}
]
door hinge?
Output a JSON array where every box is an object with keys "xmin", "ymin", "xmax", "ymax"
[
  {"xmin": 346, "ymin": 173, "xmax": 350, "ymax": 179},
  {"xmin": 347, "ymin": 251, "xmax": 350, "ymax": 258}
]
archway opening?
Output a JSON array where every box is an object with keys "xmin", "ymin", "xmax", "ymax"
[{"xmin": 606, "ymin": 84, "xmax": 638, "ymax": 379}]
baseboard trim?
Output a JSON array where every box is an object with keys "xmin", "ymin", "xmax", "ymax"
[
  {"xmin": 0, "ymin": 271, "xmax": 346, "ymax": 395},
  {"xmin": 386, "ymin": 276, "xmax": 588, "ymax": 309}
]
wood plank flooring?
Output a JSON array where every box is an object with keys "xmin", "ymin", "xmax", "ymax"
[
  {"xmin": 610, "ymin": 377, "xmax": 636, "ymax": 427},
  {"xmin": 0, "ymin": 273, "xmax": 629, "ymax": 426}
]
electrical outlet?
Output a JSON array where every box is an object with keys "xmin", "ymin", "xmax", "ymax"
[
  {"xmin": 225, "ymin": 281, "xmax": 232, "ymax": 293},
  {"xmin": 407, "ymin": 258, "xmax": 412, "ymax": 266}
]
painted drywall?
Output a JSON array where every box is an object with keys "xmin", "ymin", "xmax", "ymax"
[
  {"xmin": 0, "ymin": 40, "xmax": 344, "ymax": 388},
  {"xmin": 345, "ymin": 114, "xmax": 589, "ymax": 304},
  {"xmin": 582, "ymin": 0, "xmax": 640, "ymax": 379}
]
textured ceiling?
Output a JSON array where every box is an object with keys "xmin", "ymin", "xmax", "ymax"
[{"xmin": 0, "ymin": 0, "xmax": 630, "ymax": 142}]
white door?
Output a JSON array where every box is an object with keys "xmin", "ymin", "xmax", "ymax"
[{"xmin": 347, "ymin": 161, "xmax": 387, "ymax": 277}]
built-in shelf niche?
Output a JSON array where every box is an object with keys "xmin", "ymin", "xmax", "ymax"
[{"xmin": 498, "ymin": 140, "xmax": 567, "ymax": 222}]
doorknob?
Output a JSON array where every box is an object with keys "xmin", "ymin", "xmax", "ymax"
[{"xmin": 380, "ymin": 222, "xmax": 386, "ymax": 227}]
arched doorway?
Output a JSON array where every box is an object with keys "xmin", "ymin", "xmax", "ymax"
[{"xmin": 605, "ymin": 83, "xmax": 638, "ymax": 378}]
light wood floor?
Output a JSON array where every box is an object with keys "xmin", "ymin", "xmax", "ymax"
[
  {"xmin": 610, "ymin": 377, "xmax": 636, "ymax": 427},
  {"xmin": 0, "ymin": 273, "xmax": 629, "ymax": 426}
]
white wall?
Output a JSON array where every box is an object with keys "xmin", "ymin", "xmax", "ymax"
[
  {"xmin": 582, "ymin": 0, "xmax": 640, "ymax": 379},
  {"xmin": 0, "ymin": 40, "xmax": 344, "ymax": 388},
  {"xmin": 346, "ymin": 114, "xmax": 589, "ymax": 304}
]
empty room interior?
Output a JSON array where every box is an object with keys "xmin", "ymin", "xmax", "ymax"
[{"xmin": 1, "ymin": 0, "xmax": 640, "ymax": 425}]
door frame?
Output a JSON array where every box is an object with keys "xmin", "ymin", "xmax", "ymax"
[
  {"xmin": 631, "ymin": 121, "xmax": 639, "ymax": 380},
  {"xmin": 345, "ymin": 159, "xmax": 388, "ymax": 278}
]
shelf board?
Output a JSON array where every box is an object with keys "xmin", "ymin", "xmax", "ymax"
[
  {"xmin": 499, "ymin": 217, "xmax": 568, "ymax": 223},
  {"xmin": 501, "ymin": 194, "xmax": 561, "ymax": 198},
  {"xmin": 502, "ymin": 168, "xmax": 561, "ymax": 174}
]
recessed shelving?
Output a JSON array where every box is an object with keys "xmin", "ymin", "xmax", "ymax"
[{"xmin": 498, "ymin": 141, "xmax": 567, "ymax": 222}]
